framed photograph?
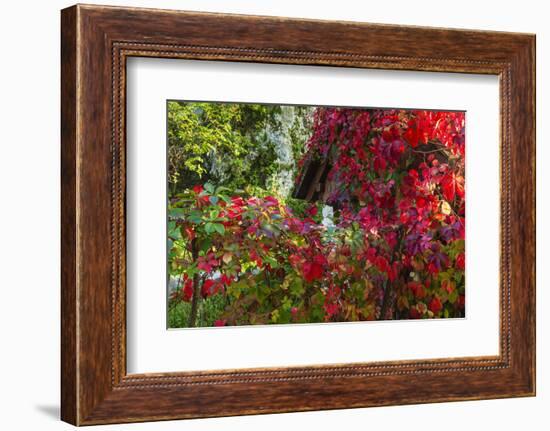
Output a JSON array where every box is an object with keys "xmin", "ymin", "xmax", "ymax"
[{"xmin": 61, "ymin": 4, "xmax": 535, "ymax": 425}]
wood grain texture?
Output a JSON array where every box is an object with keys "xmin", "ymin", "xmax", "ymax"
[
  {"xmin": 60, "ymin": 5, "xmax": 78, "ymax": 425},
  {"xmin": 60, "ymin": 4, "xmax": 536, "ymax": 425}
]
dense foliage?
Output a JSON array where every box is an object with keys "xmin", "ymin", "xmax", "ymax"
[
  {"xmin": 167, "ymin": 101, "xmax": 310, "ymax": 195},
  {"xmin": 168, "ymin": 104, "xmax": 465, "ymax": 327}
]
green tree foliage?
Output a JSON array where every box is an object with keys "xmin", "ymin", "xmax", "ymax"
[{"xmin": 168, "ymin": 101, "xmax": 286, "ymax": 193}]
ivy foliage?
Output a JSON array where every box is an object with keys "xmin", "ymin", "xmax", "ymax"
[{"xmin": 167, "ymin": 104, "xmax": 466, "ymax": 328}]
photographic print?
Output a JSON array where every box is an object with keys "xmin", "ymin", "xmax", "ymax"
[
  {"xmin": 167, "ymin": 101, "xmax": 465, "ymax": 328},
  {"xmin": 61, "ymin": 7, "xmax": 536, "ymax": 423}
]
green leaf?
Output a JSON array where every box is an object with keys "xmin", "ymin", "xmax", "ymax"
[
  {"xmin": 209, "ymin": 209, "xmax": 220, "ymax": 220},
  {"xmin": 199, "ymin": 238, "xmax": 212, "ymax": 253},
  {"xmin": 204, "ymin": 222, "xmax": 215, "ymax": 234},
  {"xmin": 168, "ymin": 208, "xmax": 186, "ymax": 220},
  {"xmin": 187, "ymin": 210, "xmax": 203, "ymax": 224},
  {"xmin": 448, "ymin": 289, "xmax": 459, "ymax": 304},
  {"xmin": 215, "ymin": 186, "xmax": 231, "ymax": 194},
  {"xmin": 220, "ymin": 195, "xmax": 232, "ymax": 204},
  {"xmin": 209, "ymin": 196, "xmax": 219, "ymax": 205},
  {"xmin": 263, "ymin": 255, "xmax": 279, "ymax": 269},
  {"xmin": 454, "ymin": 271, "xmax": 463, "ymax": 284},
  {"xmin": 289, "ymin": 277, "xmax": 304, "ymax": 297},
  {"xmin": 204, "ymin": 182, "xmax": 215, "ymax": 194},
  {"xmin": 213, "ymin": 223, "xmax": 225, "ymax": 235},
  {"xmin": 167, "ymin": 221, "xmax": 182, "ymax": 240}
]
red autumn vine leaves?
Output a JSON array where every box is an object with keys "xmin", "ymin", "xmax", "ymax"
[{"xmin": 169, "ymin": 107, "xmax": 465, "ymax": 327}]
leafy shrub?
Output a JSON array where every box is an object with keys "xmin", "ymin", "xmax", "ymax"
[{"xmin": 168, "ymin": 108, "xmax": 465, "ymax": 327}]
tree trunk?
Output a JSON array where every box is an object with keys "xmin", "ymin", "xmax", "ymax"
[{"xmin": 187, "ymin": 239, "xmax": 201, "ymax": 327}]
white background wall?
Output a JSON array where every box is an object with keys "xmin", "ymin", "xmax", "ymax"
[{"xmin": 0, "ymin": 0, "xmax": 546, "ymax": 429}]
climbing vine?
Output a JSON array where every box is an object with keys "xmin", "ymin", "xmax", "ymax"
[{"xmin": 168, "ymin": 105, "xmax": 465, "ymax": 327}]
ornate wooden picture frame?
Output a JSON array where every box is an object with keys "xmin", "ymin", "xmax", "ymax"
[{"xmin": 61, "ymin": 4, "xmax": 535, "ymax": 425}]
